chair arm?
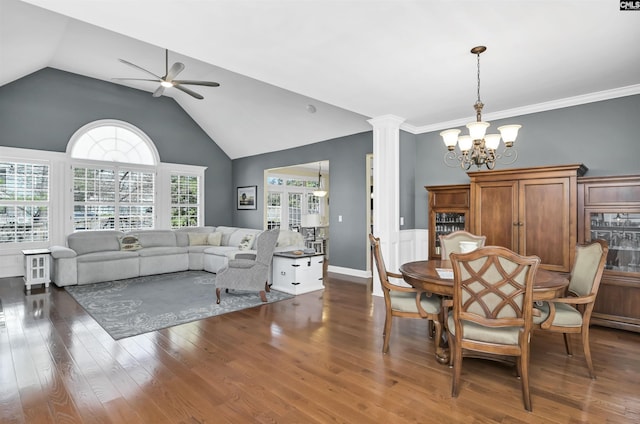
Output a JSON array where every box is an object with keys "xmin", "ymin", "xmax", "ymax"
[
  {"xmin": 540, "ymin": 302, "xmax": 557, "ymax": 330},
  {"xmin": 387, "ymin": 271, "xmax": 404, "ymax": 279},
  {"xmin": 549, "ymin": 294, "xmax": 596, "ymax": 306},
  {"xmin": 387, "ymin": 281, "xmax": 424, "ymax": 293}
]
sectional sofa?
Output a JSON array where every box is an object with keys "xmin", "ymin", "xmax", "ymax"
[{"xmin": 49, "ymin": 226, "xmax": 305, "ymax": 287}]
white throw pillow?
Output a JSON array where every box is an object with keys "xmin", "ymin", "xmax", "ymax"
[
  {"xmin": 188, "ymin": 232, "xmax": 209, "ymax": 246},
  {"xmin": 238, "ymin": 233, "xmax": 256, "ymax": 250},
  {"xmin": 207, "ymin": 232, "xmax": 222, "ymax": 246}
]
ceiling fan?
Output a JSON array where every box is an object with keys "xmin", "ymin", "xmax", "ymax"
[{"xmin": 113, "ymin": 49, "xmax": 220, "ymax": 100}]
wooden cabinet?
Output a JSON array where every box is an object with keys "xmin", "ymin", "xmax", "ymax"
[
  {"xmin": 469, "ymin": 164, "xmax": 587, "ymax": 272},
  {"xmin": 425, "ymin": 184, "xmax": 470, "ymax": 259},
  {"xmin": 578, "ymin": 175, "xmax": 640, "ymax": 333}
]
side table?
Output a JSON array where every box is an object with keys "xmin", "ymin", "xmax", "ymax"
[
  {"xmin": 272, "ymin": 251, "xmax": 324, "ymax": 295},
  {"xmin": 21, "ymin": 248, "xmax": 51, "ymax": 292}
]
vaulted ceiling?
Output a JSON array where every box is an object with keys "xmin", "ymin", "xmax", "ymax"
[{"xmin": 2, "ymin": 0, "xmax": 639, "ymax": 159}]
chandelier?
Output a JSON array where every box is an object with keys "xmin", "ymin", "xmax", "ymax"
[
  {"xmin": 440, "ymin": 46, "xmax": 521, "ymax": 170},
  {"xmin": 313, "ymin": 162, "xmax": 327, "ymax": 197}
]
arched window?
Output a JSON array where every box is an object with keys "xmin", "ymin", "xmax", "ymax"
[
  {"xmin": 68, "ymin": 119, "xmax": 159, "ymax": 165},
  {"xmin": 68, "ymin": 120, "xmax": 159, "ymax": 231}
]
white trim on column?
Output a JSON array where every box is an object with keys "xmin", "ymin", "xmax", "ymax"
[{"xmin": 368, "ymin": 115, "xmax": 405, "ymax": 297}]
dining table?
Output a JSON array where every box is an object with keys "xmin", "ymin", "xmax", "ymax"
[{"xmin": 399, "ymin": 259, "xmax": 570, "ymax": 364}]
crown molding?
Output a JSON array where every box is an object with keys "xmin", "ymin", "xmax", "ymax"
[{"xmin": 402, "ymin": 84, "xmax": 640, "ymax": 135}]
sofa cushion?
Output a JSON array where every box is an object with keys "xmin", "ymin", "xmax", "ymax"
[
  {"xmin": 174, "ymin": 226, "xmax": 216, "ymax": 247},
  {"xmin": 207, "ymin": 232, "xmax": 222, "ymax": 246},
  {"xmin": 68, "ymin": 230, "xmax": 123, "ymax": 255},
  {"xmin": 214, "ymin": 226, "xmax": 239, "ymax": 246},
  {"xmin": 188, "ymin": 232, "xmax": 209, "ymax": 246},
  {"xmin": 137, "ymin": 246, "xmax": 188, "ymax": 257},
  {"xmin": 76, "ymin": 250, "xmax": 139, "ymax": 263},
  {"xmin": 118, "ymin": 234, "xmax": 142, "ymax": 251},
  {"xmin": 128, "ymin": 230, "xmax": 177, "ymax": 247},
  {"xmin": 203, "ymin": 246, "xmax": 239, "ymax": 257}
]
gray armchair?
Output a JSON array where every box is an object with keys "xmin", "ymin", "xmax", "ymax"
[{"xmin": 215, "ymin": 228, "xmax": 280, "ymax": 304}]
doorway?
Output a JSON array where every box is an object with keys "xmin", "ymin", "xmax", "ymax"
[{"xmin": 264, "ymin": 161, "xmax": 329, "ymax": 257}]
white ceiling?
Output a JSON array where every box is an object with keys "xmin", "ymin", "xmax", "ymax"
[{"xmin": 2, "ymin": 0, "xmax": 640, "ymax": 159}]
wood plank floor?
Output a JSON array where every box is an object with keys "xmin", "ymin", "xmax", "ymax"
[{"xmin": 1, "ymin": 273, "xmax": 639, "ymax": 423}]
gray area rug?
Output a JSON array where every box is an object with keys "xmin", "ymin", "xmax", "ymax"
[{"xmin": 65, "ymin": 271, "xmax": 292, "ymax": 340}]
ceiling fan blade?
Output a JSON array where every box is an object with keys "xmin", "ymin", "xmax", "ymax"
[
  {"xmin": 152, "ymin": 85, "xmax": 165, "ymax": 98},
  {"xmin": 166, "ymin": 62, "xmax": 185, "ymax": 80},
  {"xmin": 174, "ymin": 84, "xmax": 204, "ymax": 100},
  {"xmin": 173, "ymin": 80, "xmax": 220, "ymax": 87},
  {"xmin": 112, "ymin": 78, "xmax": 161, "ymax": 82},
  {"xmin": 118, "ymin": 58, "xmax": 162, "ymax": 79}
]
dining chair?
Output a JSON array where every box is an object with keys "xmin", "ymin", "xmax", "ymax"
[
  {"xmin": 369, "ymin": 234, "xmax": 442, "ymax": 354},
  {"xmin": 533, "ymin": 239, "xmax": 608, "ymax": 379},
  {"xmin": 439, "ymin": 230, "xmax": 486, "ymax": 260},
  {"xmin": 448, "ymin": 246, "xmax": 540, "ymax": 411}
]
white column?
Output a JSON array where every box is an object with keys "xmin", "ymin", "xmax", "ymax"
[{"xmin": 368, "ymin": 115, "xmax": 404, "ymax": 297}]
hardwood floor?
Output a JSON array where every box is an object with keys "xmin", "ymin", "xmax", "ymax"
[{"xmin": 1, "ymin": 273, "xmax": 639, "ymax": 423}]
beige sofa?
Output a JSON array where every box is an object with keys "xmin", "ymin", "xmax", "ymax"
[{"xmin": 50, "ymin": 226, "xmax": 304, "ymax": 286}]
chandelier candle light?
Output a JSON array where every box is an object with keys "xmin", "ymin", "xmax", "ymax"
[{"xmin": 441, "ymin": 46, "xmax": 521, "ymax": 170}]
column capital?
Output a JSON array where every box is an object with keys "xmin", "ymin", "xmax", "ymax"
[{"xmin": 367, "ymin": 115, "xmax": 406, "ymax": 128}]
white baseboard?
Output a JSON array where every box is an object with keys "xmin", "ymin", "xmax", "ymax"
[{"xmin": 327, "ymin": 265, "xmax": 371, "ymax": 279}]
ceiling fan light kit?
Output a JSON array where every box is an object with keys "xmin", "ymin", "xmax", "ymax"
[
  {"xmin": 114, "ymin": 49, "xmax": 219, "ymax": 100},
  {"xmin": 441, "ymin": 45, "xmax": 521, "ymax": 170}
]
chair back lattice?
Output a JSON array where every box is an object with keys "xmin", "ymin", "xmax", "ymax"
[
  {"xmin": 450, "ymin": 246, "xmax": 540, "ymax": 329},
  {"xmin": 568, "ymin": 239, "xmax": 608, "ymax": 298},
  {"xmin": 440, "ymin": 231, "xmax": 487, "ymax": 260}
]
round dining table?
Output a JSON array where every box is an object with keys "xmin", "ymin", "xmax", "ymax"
[{"xmin": 398, "ymin": 259, "xmax": 569, "ymax": 364}]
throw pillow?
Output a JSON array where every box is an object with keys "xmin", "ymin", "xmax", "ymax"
[
  {"xmin": 238, "ymin": 233, "xmax": 256, "ymax": 250},
  {"xmin": 119, "ymin": 235, "xmax": 142, "ymax": 251},
  {"xmin": 207, "ymin": 231, "xmax": 222, "ymax": 246},
  {"xmin": 188, "ymin": 232, "xmax": 209, "ymax": 246}
]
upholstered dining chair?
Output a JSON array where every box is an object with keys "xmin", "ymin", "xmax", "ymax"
[
  {"xmin": 533, "ymin": 239, "xmax": 608, "ymax": 379},
  {"xmin": 439, "ymin": 230, "xmax": 486, "ymax": 260},
  {"xmin": 216, "ymin": 228, "xmax": 280, "ymax": 304},
  {"xmin": 369, "ymin": 234, "xmax": 442, "ymax": 354},
  {"xmin": 448, "ymin": 246, "xmax": 540, "ymax": 411}
]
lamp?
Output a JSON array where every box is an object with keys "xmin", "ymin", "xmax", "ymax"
[
  {"xmin": 313, "ymin": 162, "xmax": 327, "ymax": 197},
  {"xmin": 441, "ymin": 46, "xmax": 521, "ymax": 170}
]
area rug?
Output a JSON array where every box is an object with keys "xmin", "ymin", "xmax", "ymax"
[{"xmin": 65, "ymin": 271, "xmax": 293, "ymax": 340}]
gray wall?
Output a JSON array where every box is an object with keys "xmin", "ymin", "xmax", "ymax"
[
  {"xmin": 0, "ymin": 68, "xmax": 233, "ymax": 226},
  {"xmin": 415, "ymin": 94, "xmax": 640, "ymax": 229},
  {"xmin": 232, "ymin": 131, "xmax": 372, "ymax": 270}
]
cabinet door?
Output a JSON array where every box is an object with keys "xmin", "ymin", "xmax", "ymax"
[
  {"xmin": 472, "ymin": 180, "xmax": 518, "ymax": 250},
  {"xmin": 519, "ymin": 177, "xmax": 572, "ymax": 272}
]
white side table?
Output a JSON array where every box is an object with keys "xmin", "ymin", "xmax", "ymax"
[
  {"xmin": 272, "ymin": 251, "xmax": 324, "ymax": 295},
  {"xmin": 21, "ymin": 248, "xmax": 51, "ymax": 292}
]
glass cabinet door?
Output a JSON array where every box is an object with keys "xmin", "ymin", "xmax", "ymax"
[
  {"xmin": 434, "ymin": 212, "xmax": 466, "ymax": 257},
  {"xmin": 589, "ymin": 212, "xmax": 640, "ymax": 273}
]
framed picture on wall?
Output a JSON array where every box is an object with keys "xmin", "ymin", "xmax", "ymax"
[{"xmin": 237, "ymin": 185, "xmax": 257, "ymax": 210}]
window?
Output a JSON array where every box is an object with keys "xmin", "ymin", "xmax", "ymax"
[
  {"xmin": 72, "ymin": 166, "xmax": 154, "ymax": 231},
  {"xmin": 171, "ymin": 174, "xmax": 200, "ymax": 228},
  {"xmin": 266, "ymin": 192, "xmax": 282, "ymax": 229},
  {"xmin": 68, "ymin": 120, "xmax": 207, "ymax": 232},
  {"xmin": 266, "ymin": 174, "xmax": 324, "ymax": 230},
  {"xmin": 0, "ymin": 161, "xmax": 49, "ymax": 243}
]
